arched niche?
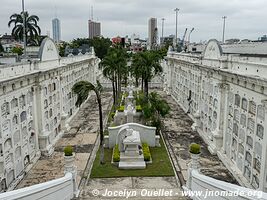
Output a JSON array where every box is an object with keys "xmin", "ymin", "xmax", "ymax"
[
  {"xmin": 38, "ymin": 37, "xmax": 60, "ymax": 62},
  {"xmin": 202, "ymin": 39, "xmax": 223, "ymax": 60}
]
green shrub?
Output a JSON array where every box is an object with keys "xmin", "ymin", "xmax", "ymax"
[
  {"xmin": 113, "ymin": 144, "xmax": 120, "ymax": 162},
  {"xmin": 142, "ymin": 143, "xmax": 151, "ymax": 161},
  {"xmin": 136, "ymin": 105, "xmax": 142, "ymax": 112},
  {"xmin": 108, "ymin": 112, "xmax": 115, "ymax": 123},
  {"xmin": 189, "ymin": 143, "xmax": 201, "ymax": 154},
  {"xmin": 117, "ymin": 105, "xmax": 124, "ymax": 112},
  {"xmin": 104, "ymin": 129, "xmax": 109, "ymax": 135},
  {"xmin": 64, "ymin": 145, "xmax": 73, "ymax": 156}
]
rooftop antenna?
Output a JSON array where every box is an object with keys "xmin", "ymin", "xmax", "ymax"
[
  {"xmin": 55, "ymin": 6, "xmax": 58, "ymax": 18},
  {"xmin": 91, "ymin": 6, "xmax": 94, "ymax": 21}
]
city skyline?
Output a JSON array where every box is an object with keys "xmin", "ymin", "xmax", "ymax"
[{"xmin": 0, "ymin": 0, "xmax": 267, "ymax": 42}]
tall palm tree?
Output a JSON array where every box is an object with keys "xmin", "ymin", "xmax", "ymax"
[
  {"xmin": 131, "ymin": 53, "xmax": 144, "ymax": 88},
  {"xmin": 100, "ymin": 47, "xmax": 128, "ymax": 106},
  {"xmin": 131, "ymin": 51, "xmax": 163, "ymax": 97},
  {"xmin": 100, "ymin": 48, "xmax": 118, "ymax": 106},
  {"xmin": 72, "ymin": 80, "xmax": 105, "ymax": 164},
  {"xmin": 8, "ymin": 11, "xmax": 41, "ymax": 46}
]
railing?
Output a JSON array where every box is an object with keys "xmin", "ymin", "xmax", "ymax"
[
  {"xmin": 184, "ymin": 154, "xmax": 267, "ymax": 200},
  {"xmin": 0, "ymin": 173, "xmax": 74, "ymax": 200}
]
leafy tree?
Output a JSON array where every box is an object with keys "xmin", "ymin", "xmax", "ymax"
[
  {"xmin": 69, "ymin": 37, "xmax": 112, "ymax": 59},
  {"xmin": 59, "ymin": 42, "xmax": 68, "ymax": 57},
  {"xmin": 11, "ymin": 46, "xmax": 23, "ymax": 55},
  {"xmin": 138, "ymin": 91, "xmax": 170, "ymax": 134},
  {"xmin": 72, "ymin": 80, "xmax": 105, "ymax": 164},
  {"xmin": 8, "ymin": 11, "xmax": 41, "ymax": 46},
  {"xmin": 0, "ymin": 43, "xmax": 4, "ymax": 53},
  {"xmin": 90, "ymin": 37, "xmax": 112, "ymax": 59}
]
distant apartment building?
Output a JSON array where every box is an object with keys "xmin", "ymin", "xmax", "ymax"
[
  {"xmin": 52, "ymin": 18, "xmax": 61, "ymax": 43},
  {"xmin": 148, "ymin": 18, "xmax": 157, "ymax": 50},
  {"xmin": 88, "ymin": 20, "xmax": 101, "ymax": 39}
]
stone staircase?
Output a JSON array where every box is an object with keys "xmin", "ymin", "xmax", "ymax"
[{"xmin": 118, "ymin": 153, "xmax": 146, "ymax": 169}]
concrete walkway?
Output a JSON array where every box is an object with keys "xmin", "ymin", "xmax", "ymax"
[
  {"xmin": 80, "ymin": 177, "xmax": 186, "ymax": 199},
  {"xmin": 16, "ymin": 92, "xmax": 112, "ymax": 189}
]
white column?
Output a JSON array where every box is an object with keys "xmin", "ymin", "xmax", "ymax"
[
  {"xmin": 32, "ymin": 85, "xmax": 42, "ymax": 152},
  {"xmin": 186, "ymin": 153, "xmax": 200, "ymax": 189},
  {"xmin": 64, "ymin": 153, "xmax": 79, "ymax": 197},
  {"xmin": 215, "ymin": 82, "xmax": 229, "ymax": 154}
]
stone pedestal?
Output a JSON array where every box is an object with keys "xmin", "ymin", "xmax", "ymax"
[
  {"xmin": 64, "ymin": 154, "xmax": 79, "ymax": 198},
  {"xmin": 155, "ymin": 135, "xmax": 161, "ymax": 147},
  {"xmin": 187, "ymin": 153, "xmax": 200, "ymax": 189},
  {"xmin": 104, "ymin": 135, "xmax": 109, "ymax": 148}
]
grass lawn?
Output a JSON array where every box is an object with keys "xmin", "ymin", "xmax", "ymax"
[{"xmin": 90, "ymin": 139, "xmax": 175, "ymax": 178}]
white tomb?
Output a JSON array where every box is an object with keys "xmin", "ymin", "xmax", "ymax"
[{"xmin": 117, "ymin": 128, "xmax": 146, "ymax": 169}]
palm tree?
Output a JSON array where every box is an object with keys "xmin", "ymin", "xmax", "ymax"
[
  {"xmin": 131, "ymin": 51, "xmax": 163, "ymax": 97},
  {"xmin": 72, "ymin": 80, "xmax": 105, "ymax": 164},
  {"xmin": 100, "ymin": 48, "xmax": 118, "ymax": 106},
  {"xmin": 130, "ymin": 53, "xmax": 144, "ymax": 88},
  {"xmin": 141, "ymin": 92, "xmax": 170, "ymax": 134},
  {"xmin": 100, "ymin": 47, "xmax": 128, "ymax": 106},
  {"xmin": 8, "ymin": 11, "xmax": 41, "ymax": 46}
]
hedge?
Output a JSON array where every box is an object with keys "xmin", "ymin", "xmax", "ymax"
[
  {"xmin": 117, "ymin": 105, "xmax": 124, "ymax": 112},
  {"xmin": 136, "ymin": 105, "xmax": 142, "ymax": 112},
  {"xmin": 142, "ymin": 143, "xmax": 151, "ymax": 161},
  {"xmin": 113, "ymin": 144, "xmax": 120, "ymax": 162}
]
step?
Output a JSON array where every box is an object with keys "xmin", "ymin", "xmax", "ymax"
[
  {"xmin": 119, "ymin": 161, "xmax": 146, "ymax": 169},
  {"xmin": 120, "ymin": 155, "xmax": 144, "ymax": 162}
]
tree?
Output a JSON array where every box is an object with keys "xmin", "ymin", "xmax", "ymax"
[
  {"xmin": 69, "ymin": 37, "xmax": 112, "ymax": 59},
  {"xmin": 100, "ymin": 46, "xmax": 128, "ymax": 106},
  {"xmin": 59, "ymin": 42, "xmax": 68, "ymax": 57},
  {"xmin": 11, "ymin": 46, "xmax": 23, "ymax": 55},
  {"xmin": 89, "ymin": 37, "xmax": 112, "ymax": 59},
  {"xmin": 0, "ymin": 43, "xmax": 4, "ymax": 53},
  {"xmin": 138, "ymin": 91, "xmax": 170, "ymax": 134},
  {"xmin": 8, "ymin": 11, "xmax": 41, "ymax": 46},
  {"xmin": 131, "ymin": 51, "xmax": 163, "ymax": 97},
  {"xmin": 72, "ymin": 80, "xmax": 105, "ymax": 164},
  {"xmin": 100, "ymin": 48, "xmax": 118, "ymax": 105}
]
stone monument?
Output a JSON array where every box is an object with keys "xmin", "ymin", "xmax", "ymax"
[{"xmin": 116, "ymin": 128, "xmax": 146, "ymax": 169}]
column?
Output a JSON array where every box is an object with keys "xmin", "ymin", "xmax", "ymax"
[
  {"xmin": 211, "ymin": 82, "xmax": 229, "ymax": 154},
  {"xmin": 32, "ymin": 84, "xmax": 42, "ymax": 153}
]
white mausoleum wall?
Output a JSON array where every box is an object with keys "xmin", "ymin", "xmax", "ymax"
[
  {"xmin": 0, "ymin": 37, "xmax": 100, "ymax": 191},
  {"xmin": 164, "ymin": 39, "xmax": 267, "ymax": 192}
]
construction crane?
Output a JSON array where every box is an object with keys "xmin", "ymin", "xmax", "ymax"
[
  {"xmin": 186, "ymin": 28, "xmax": 195, "ymax": 52},
  {"xmin": 178, "ymin": 28, "xmax": 187, "ymax": 51}
]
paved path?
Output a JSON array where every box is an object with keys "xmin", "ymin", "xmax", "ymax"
[
  {"xmin": 158, "ymin": 91, "xmax": 237, "ymax": 184},
  {"xmin": 16, "ymin": 92, "xmax": 113, "ymax": 189},
  {"xmin": 80, "ymin": 177, "xmax": 186, "ymax": 199}
]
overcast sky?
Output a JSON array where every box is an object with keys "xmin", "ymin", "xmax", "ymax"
[{"xmin": 0, "ymin": 0, "xmax": 267, "ymax": 42}]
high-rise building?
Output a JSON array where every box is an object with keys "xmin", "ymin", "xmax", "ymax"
[
  {"xmin": 52, "ymin": 18, "xmax": 61, "ymax": 43},
  {"xmin": 148, "ymin": 18, "xmax": 158, "ymax": 50},
  {"xmin": 88, "ymin": 20, "xmax": 101, "ymax": 39}
]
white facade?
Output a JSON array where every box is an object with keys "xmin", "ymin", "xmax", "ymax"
[
  {"xmin": 163, "ymin": 39, "xmax": 267, "ymax": 192},
  {"xmin": 0, "ymin": 37, "xmax": 100, "ymax": 192}
]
